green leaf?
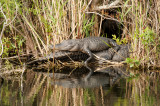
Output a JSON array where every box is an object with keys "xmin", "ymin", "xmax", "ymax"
[
  {"xmin": 130, "ymin": 63, "xmax": 134, "ymax": 67},
  {"xmin": 125, "ymin": 58, "xmax": 132, "ymax": 63},
  {"xmin": 134, "ymin": 59, "xmax": 140, "ymax": 65}
]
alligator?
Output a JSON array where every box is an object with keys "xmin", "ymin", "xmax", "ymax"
[
  {"xmin": 40, "ymin": 65, "xmax": 129, "ymax": 88},
  {"xmin": 112, "ymin": 44, "xmax": 130, "ymax": 62},
  {"xmin": 26, "ymin": 44, "xmax": 130, "ymax": 67},
  {"xmin": 95, "ymin": 44, "xmax": 130, "ymax": 62},
  {"xmin": 50, "ymin": 37, "xmax": 119, "ymax": 64},
  {"xmin": 26, "ymin": 51, "xmax": 89, "ymax": 66}
]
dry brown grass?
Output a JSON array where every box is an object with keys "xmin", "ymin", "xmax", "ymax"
[{"xmin": 0, "ymin": 0, "xmax": 159, "ymax": 67}]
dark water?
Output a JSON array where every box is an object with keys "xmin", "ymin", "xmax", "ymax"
[{"xmin": 0, "ymin": 65, "xmax": 160, "ymax": 106}]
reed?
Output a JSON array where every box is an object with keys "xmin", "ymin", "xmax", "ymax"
[
  {"xmin": 121, "ymin": 0, "xmax": 160, "ymax": 67},
  {"xmin": 19, "ymin": 0, "xmax": 95, "ymax": 56},
  {"xmin": 125, "ymin": 70, "xmax": 160, "ymax": 106},
  {"xmin": 0, "ymin": 0, "xmax": 159, "ymax": 67}
]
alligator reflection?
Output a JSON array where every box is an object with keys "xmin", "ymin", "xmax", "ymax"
[
  {"xmin": 37, "ymin": 65, "xmax": 129, "ymax": 88},
  {"xmin": 1, "ymin": 64, "xmax": 160, "ymax": 106}
]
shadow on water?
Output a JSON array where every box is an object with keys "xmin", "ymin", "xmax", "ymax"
[
  {"xmin": 0, "ymin": 64, "xmax": 160, "ymax": 106},
  {"xmin": 45, "ymin": 65, "xmax": 128, "ymax": 88}
]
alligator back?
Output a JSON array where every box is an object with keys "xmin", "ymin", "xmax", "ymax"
[
  {"xmin": 94, "ymin": 46, "xmax": 120, "ymax": 60},
  {"xmin": 82, "ymin": 37, "xmax": 118, "ymax": 52},
  {"xmin": 52, "ymin": 37, "xmax": 119, "ymax": 52},
  {"xmin": 112, "ymin": 44, "xmax": 130, "ymax": 61}
]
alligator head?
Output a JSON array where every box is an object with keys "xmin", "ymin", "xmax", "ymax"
[{"xmin": 55, "ymin": 39, "xmax": 80, "ymax": 51}]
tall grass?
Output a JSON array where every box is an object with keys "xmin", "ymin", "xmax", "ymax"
[
  {"xmin": 0, "ymin": 0, "xmax": 94, "ymax": 57},
  {"xmin": 125, "ymin": 70, "xmax": 160, "ymax": 106},
  {"xmin": 0, "ymin": 0, "xmax": 159, "ymax": 67},
  {"xmin": 120, "ymin": 0, "xmax": 160, "ymax": 67}
]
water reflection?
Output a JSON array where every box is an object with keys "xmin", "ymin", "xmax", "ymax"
[
  {"xmin": 0, "ymin": 65, "xmax": 160, "ymax": 106},
  {"xmin": 48, "ymin": 65, "xmax": 129, "ymax": 88}
]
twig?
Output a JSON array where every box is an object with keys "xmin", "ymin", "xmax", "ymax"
[
  {"xmin": 0, "ymin": 2, "xmax": 18, "ymax": 56},
  {"xmin": 0, "ymin": 3, "xmax": 7, "ymax": 56},
  {"xmin": 85, "ymin": 11, "xmax": 132, "ymax": 37},
  {"xmin": 2, "ymin": 53, "xmax": 33, "ymax": 60},
  {"xmin": 93, "ymin": 53, "xmax": 125, "ymax": 65},
  {"xmin": 93, "ymin": 0, "xmax": 131, "ymax": 11},
  {"xmin": 85, "ymin": 11, "xmax": 121, "ymax": 23},
  {"xmin": 94, "ymin": 5, "xmax": 131, "ymax": 11}
]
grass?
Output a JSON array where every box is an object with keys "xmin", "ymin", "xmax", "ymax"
[
  {"xmin": 0, "ymin": 0, "xmax": 159, "ymax": 68},
  {"xmin": 122, "ymin": 0, "xmax": 160, "ymax": 68}
]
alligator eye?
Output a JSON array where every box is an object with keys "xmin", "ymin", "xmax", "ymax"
[{"xmin": 111, "ymin": 42, "xmax": 116, "ymax": 46}]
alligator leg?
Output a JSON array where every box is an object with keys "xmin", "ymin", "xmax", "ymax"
[
  {"xmin": 83, "ymin": 45, "xmax": 93, "ymax": 65},
  {"xmin": 70, "ymin": 44, "xmax": 80, "ymax": 51},
  {"xmin": 84, "ymin": 65, "xmax": 93, "ymax": 81}
]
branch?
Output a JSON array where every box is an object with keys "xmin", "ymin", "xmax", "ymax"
[
  {"xmin": 93, "ymin": 0, "xmax": 131, "ymax": 11},
  {"xmin": 85, "ymin": 11, "xmax": 121, "ymax": 23},
  {"xmin": 0, "ymin": 2, "xmax": 18, "ymax": 56},
  {"xmin": 0, "ymin": 3, "xmax": 7, "ymax": 56},
  {"xmin": 93, "ymin": 54, "xmax": 125, "ymax": 65},
  {"xmin": 94, "ymin": 5, "xmax": 131, "ymax": 11}
]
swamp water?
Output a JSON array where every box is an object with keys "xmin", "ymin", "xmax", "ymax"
[{"xmin": 0, "ymin": 64, "xmax": 160, "ymax": 106}]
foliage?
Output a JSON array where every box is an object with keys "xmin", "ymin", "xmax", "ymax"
[
  {"xmin": 82, "ymin": 15, "xmax": 95, "ymax": 37},
  {"xmin": 0, "ymin": 0, "xmax": 159, "ymax": 67},
  {"xmin": 0, "ymin": 0, "xmax": 23, "ymax": 57},
  {"xmin": 0, "ymin": 0, "xmax": 18, "ymax": 19},
  {"xmin": 0, "ymin": 36, "xmax": 25, "ymax": 57},
  {"xmin": 125, "ymin": 58, "xmax": 140, "ymax": 68},
  {"xmin": 112, "ymin": 35, "xmax": 128, "ymax": 45},
  {"xmin": 120, "ymin": 0, "xmax": 160, "ymax": 67},
  {"xmin": 139, "ymin": 27, "xmax": 155, "ymax": 45}
]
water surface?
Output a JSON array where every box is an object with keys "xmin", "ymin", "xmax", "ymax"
[{"xmin": 0, "ymin": 65, "xmax": 160, "ymax": 106}]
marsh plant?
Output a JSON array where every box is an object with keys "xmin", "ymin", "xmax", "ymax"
[
  {"xmin": 0, "ymin": 0, "xmax": 159, "ymax": 67},
  {"xmin": 121, "ymin": 0, "xmax": 160, "ymax": 67}
]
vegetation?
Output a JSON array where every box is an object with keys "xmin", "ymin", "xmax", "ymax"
[{"xmin": 0, "ymin": 0, "xmax": 159, "ymax": 68}]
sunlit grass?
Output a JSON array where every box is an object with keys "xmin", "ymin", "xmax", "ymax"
[{"xmin": 0, "ymin": 0, "xmax": 159, "ymax": 67}]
